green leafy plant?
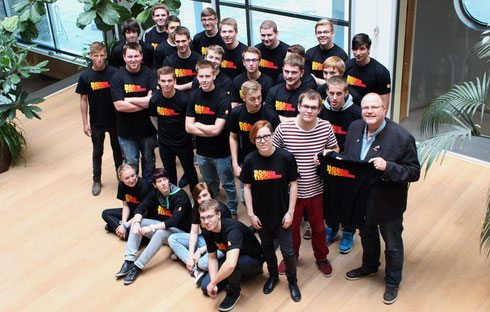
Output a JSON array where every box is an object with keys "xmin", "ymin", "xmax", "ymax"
[{"xmin": 417, "ymin": 29, "xmax": 490, "ymax": 260}]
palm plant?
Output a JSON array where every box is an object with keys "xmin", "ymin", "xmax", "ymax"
[{"xmin": 417, "ymin": 29, "xmax": 490, "ymax": 260}]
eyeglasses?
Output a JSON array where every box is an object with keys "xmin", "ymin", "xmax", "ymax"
[
  {"xmin": 300, "ymin": 104, "xmax": 320, "ymax": 111},
  {"xmin": 254, "ymin": 134, "xmax": 272, "ymax": 142},
  {"xmin": 201, "ymin": 18, "xmax": 216, "ymax": 22},
  {"xmin": 199, "ymin": 214, "xmax": 217, "ymax": 222},
  {"xmin": 316, "ymin": 30, "xmax": 332, "ymax": 35},
  {"xmin": 243, "ymin": 58, "xmax": 259, "ymax": 63},
  {"xmin": 361, "ymin": 105, "xmax": 384, "ymax": 111}
]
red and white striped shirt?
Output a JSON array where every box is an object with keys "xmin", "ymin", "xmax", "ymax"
[{"xmin": 273, "ymin": 118, "xmax": 337, "ymax": 198}]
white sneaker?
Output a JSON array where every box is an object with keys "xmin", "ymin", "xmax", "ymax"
[
  {"xmin": 170, "ymin": 253, "xmax": 178, "ymax": 260},
  {"xmin": 194, "ymin": 268, "xmax": 205, "ymax": 286}
]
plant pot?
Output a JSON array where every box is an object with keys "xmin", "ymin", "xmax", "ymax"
[{"xmin": 0, "ymin": 138, "xmax": 12, "ymax": 173}]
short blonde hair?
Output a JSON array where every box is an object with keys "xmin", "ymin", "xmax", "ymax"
[{"xmin": 241, "ymin": 80, "xmax": 262, "ymax": 97}]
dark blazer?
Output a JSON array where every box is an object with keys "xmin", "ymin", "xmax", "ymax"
[{"xmin": 343, "ymin": 118, "xmax": 420, "ymax": 225}]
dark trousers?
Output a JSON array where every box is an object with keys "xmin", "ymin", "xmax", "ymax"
[
  {"xmin": 258, "ymin": 224, "xmax": 296, "ymax": 279},
  {"xmin": 91, "ymin": 125, "xmax": 122, "ymax": 182},
  {"xmin": 360, "ymin": 216, "xmax": 404, "ymax": 287},
  {"xmin": 201, "ymin": 255, "xmax": 263, "ymax": 295},
  {"xmin": 326, "ymin": 220, "xmax": 356, "ymax": 233},
  {"xmin": 158, "ymin": 143, "xmax": 198, "ymax": 192},
  {"xmin": 101, "ymin": 208, "xmax": 132, "ymax": 240}
]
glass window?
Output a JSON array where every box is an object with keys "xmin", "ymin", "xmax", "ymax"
[
  {"xmin": 462, "ymin": 0, "xmax": 490, "ymax": 26},
  {"xmin": 49, "ymin": 0, "xmax": 102, "ymax": 55},
  {"xmin": 250, "ymin": 0, "xmax": 348, "ymax": 21},
  {"xmin": 178, "ymin": 0, "xmax": 212, "ymax": 36},
  {"xmin": 219, "ymin": 5, "xmax": 247, "ymax": 44},
  {"xmin": 0, "ymin": 3, "xmax": 6, "ymax": 20}
]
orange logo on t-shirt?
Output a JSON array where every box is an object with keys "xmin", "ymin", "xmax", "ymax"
[
  {"xmin": 124, "ymin": 84, "xmax": 147, "ymax": 93},
  {"xmin": 312, "ymin": 61, "xmax": 323, "ymax": 71},
  {"xmin": 239, "ymin": 121, "xmax": 252, "ymax": 131},
  {"xmin": 326, "ymin": 165, "xmax": 355, "ymax": 178},
  {"xmin": 331, "ymin": 124, "xmax": 347, "ymax": 135},
  {"xmin": 259, "ymin": 59, "xmax": 278, "ymax": 69},
  {"xmin": 157, "ymin": 205, "xmax": 173, "ymax": 216},
  {"xmin": 157, "ymin": 107, "xmax": 179, "ymax": 116},
  {"xmin": 221, "ymin": 60, "xmax": 237, "ymax": 69},
  {"xmin": 346, "ymin": 75, "xmax": 366, "ymax": 88},
  {"xmin": 216, "ymin": 242, "xmax": 227, "ymax": 251},
  {"xmin": 275, "ymin": 101, "xmax": 295, "ymax": 112},
  {"xmin": 195, "ymin": 105, "xmax": 215, "ymax": 115},
  {"xmin": 125, "ymin": 194, "xmax": 140, "ymax": 204},
  {"xmin": 175, "ymin": 68, "xmax": 196, "ymax": 78},
  {"xmin": 151, "ymin": 43, "xmax": 158, "ymax": 49},
  {"xmin": 201, "ymin": 47, "xmax": 208, "ymax": 55},
  {"xmin": 91, "ymin": 81, "xmax": 110, "ymax": 91},
  {"xmin": 254, "ymin": 170, "xmax": 282, "ymax": 181}
]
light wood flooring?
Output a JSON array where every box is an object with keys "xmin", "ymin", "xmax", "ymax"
[{"xmin": 1, "ymin": 86, "xmax": 489, "ymax": 311}]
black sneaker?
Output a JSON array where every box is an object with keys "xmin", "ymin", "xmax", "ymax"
[
  {"xmin": 218, "ymin": 291, "xmax": 241, "ymax": 311},
  {"xmin": 345, "ymin": 267, "xmax": 377, "ymax": 281},
  {"xmin": 288, "ymin": 280, "xmax": 302, "ymax": 302},
  {"xmin": 383, "ymin": 286, "xmax": 398, "ymax": 304},
  {"xmin": 105, "ymin": 224, "xmax": 110, "ymax": 232},
  {"xmin": 178, "ymin": 174, "xmax": 188, "ymax": 188},
  {"xmin": 115, "ymin": 260, "xmax": 133, "ymax": 277},
  {"xmin": 123, "ymin": 265, "xmax": 142, "ymax": 285}
]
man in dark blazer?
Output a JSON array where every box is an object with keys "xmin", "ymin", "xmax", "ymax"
[{"xmin": 342, "ymin": 93, "xmax": 420, "ymax": 305}]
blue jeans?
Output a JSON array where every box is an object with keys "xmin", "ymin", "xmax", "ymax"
[
  {"xmin": 118, "ymin": 135, "xmax": 157, "ymax": 182},
  {"xmin": 201, "ymin": 254, "xmax": 263, "ymax": 295},
  {"xmin": 167, "ymin": 232, "xmax": 225, "ymax": 271},
  {"xmin": 196, "ymin": 154, "xmax": 238, "ymax": 214},
  {"xmin": 359, "ymin": 216, "xmax": 404, "ymax": 287}
]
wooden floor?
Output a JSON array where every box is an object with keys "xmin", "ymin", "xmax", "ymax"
[{"xmin": 1, "ymin": 86, "xmax": 489, "ymax": 312}]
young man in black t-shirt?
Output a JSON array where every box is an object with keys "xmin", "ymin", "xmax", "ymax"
[
  {"xmin": 219, "ymin": 17, "xmax": 247, "ymax": 79},
  {"xmin": 163, "ymin": 26, "xmax": 202, "ymax": 93},
  {"xmin": 193, "ymin": 7, "xmax": 225, "ymax": 56},
  {"xmin": 152, "ymin": 15, "xmax": 180, "ymax": 69},
  {"xmin": 345, "ymin": 33, "xmax": 391, "ymax": 108},
  {"xmin": 199, "ymin": 199, "xmax": 264, "ymax": 311},
  {"xmin": 265, "ymin": 53, "xmax": 310, "ymax": 122},
  {"xmin": 115, "ymin": 168, "xmax": 192, "ymax": 285},
  {"xmin": 276, "ymin": 45, "xmax": 317, "ymax": 89},
  {"xmin": 318, "ymin": 75, "xmax": 362, "ymax": 254},
  {"xmin": 306, "ymin": 19, "xmax": 348, "ymax": 85},
  {"xmin": 143, "ymin": 3, "xmax": 169, "ymax": 50},
  {"xmin": 255, "ymin": 20, "xmax": 289, "ymax": 81},
  {"xmin": 149, "ymin": 66, "xmax": 198, "ymax": 193},
  {"xmin": 228, "ymin": 81, "xmax": 280, "ymax": 203},
  {"xmin": 76, "ymin": 42, "xmax": 122, "ymax": 196},
  {"xmin": 186, "ymin": 60, "xmax": 239, "ymax": 217},
  {"xmin": 112, "ymin": 18, "xmax": 154, "ymax": 68},
  {"xmin": 316, "ymin": 56, "xmax": 361, "ymax": 105},
  {"xmin": 191, "ymin": 45, "xmax": 233, "ymax": 94},
  {"xmin": 111, "ymin": 42, "xmax": 158, "ymax": 182},
  {"xmin": 231, "ymin": 47, "xmax": 274, "ymax": 107}
]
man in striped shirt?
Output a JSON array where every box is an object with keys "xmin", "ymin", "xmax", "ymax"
[{"xmin": 273, "ymin": 89, "xmax": 339, "ymax": 277}]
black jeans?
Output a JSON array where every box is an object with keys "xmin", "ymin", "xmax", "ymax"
[
  {"xmin": 91, "ymin": 125, "xmax": 122, "ymax": 182},
  {"xmin": 158, "ymin": 143, "xmax": 198, "ymax": 192},
  {"xmin": 360, "ymin": 216, "xmax": 404, "ymax": 287},
  {"xmin": 258, "ymin": 224, "xmax": 296, "ymax": 279},
  {"xmin": 101, "ymin": 208, "xmax": 132, "ymax": 240}
]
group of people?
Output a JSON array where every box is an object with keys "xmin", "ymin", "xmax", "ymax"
[{"xmin": 77, "ymin": 3, "xmax": 420, "ymax": 311}]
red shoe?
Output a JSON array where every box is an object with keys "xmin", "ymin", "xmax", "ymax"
[
  {"xmin": 317, "ymin": 260, "xmax": 333, "ymax": 277},
  {"xmin": 278, "ymin": 260, "xmax": 286, "ymax": 275}
]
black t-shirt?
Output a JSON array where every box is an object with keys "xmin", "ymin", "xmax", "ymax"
[
  {"xmin": 221, "ymin": 42, "xmax": 247, "ymax": 78},
  {"xmin": 231, "ymin": 72, "xmax": 274, "ymax": 104},
  {"xmin": 275, "ymin": 72, "xmax": 317, "ymax": 89},
  {"xmin": 203, "ymin": 218, "xmax": 263, "ymax": 260},
  {"xmin": 143, "ymin": 26, "xmax": 169, "ymax": 50},
  {"xmin": 110, "ymin": 66, "xmax": 158, "ymax": 139},
  {"xmin": 153, "ymin": 40, "xmax": 177, "ymax": 69},
  {"xmin": 191, "ymin": 71, "xmax": 233, "ymax": 95},
  {"xmin": 255, "ymin": 41, "xmax": 289, "ymax": 81},
  {"xmin": 187, "ymin": 87, "xmax": 231, "ymax": 158},
  {"xmin": 265, "ymin": 82, "xmax": 310, "ymax": 117},
  {"xmin": 318, "ymin": 104, "xmax": 362, "ymax": 151},
  {"xmin": 148, "ymin": 90, "xmax": 191, "ymax": 147},
  {"xmin": 305, "ymin": 44, "xmax": 348, "ymax": 79},
  {"xmin": 75, "ymin": 65, "xmax": 118, "ymax": 128},
  {"xmin": 112, "ymin": 40, "xmax": 154, "ymax": 68},
  {"xmin": 240, "ymin": 148, "xmax": 299, "ymax": 227},
  {"xmin": 192, "ymin": 31, "xmax": 225, "ymax": 56},
  {"xmin": 192, "ymin": 201, "xmax": 232, "ymax": 228},
  {"xmin": 116, "ymin": 178, "xmax": 153, "ymax": 214},
  {"xmin": 316, "ymin": 84, "xmax": 362, "ymax": 106},
  {"xmin": 345, "ymin": 58, "xmax": 391, "ymax": 100},
  {"xmin": 227, "ymin": 104, "xmax": 281, "ymax": 164},
  {"xmin": 317, "ymin": 152, "xmax": 379, "ymax": 229},
  {"xmin": 163, "ymin": 51, "xmax": 203, "ymax": 85},
  {"xmin": 135, "ymin": 186, "xmax": 192, "ymax": 232}
]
